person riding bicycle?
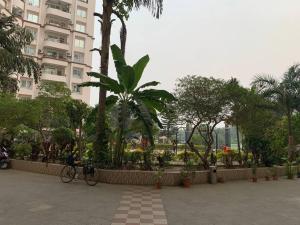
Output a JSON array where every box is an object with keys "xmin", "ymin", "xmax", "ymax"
[{"xmin": 65, "ymin": 147, "xmax": 80, "ymax": 166}]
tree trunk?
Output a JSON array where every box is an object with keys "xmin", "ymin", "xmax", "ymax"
[
  {"xmin": 236, "ymin": 123, "xmax": 242, "ymax": 166},
  {"xmin": 287, "ymin": 109, "xmax": 294, "ymax": 160},
  {"xmin": 78, "ymin": 122, "xmax": 82, "ymax": 159},
  {"xmin": 94, "ymin": 0, "xmax": 113, "ymax": 164}
]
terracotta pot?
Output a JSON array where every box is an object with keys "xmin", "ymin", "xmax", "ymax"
[
  {"xmin": 252, "ymin": 177, "xmax": 257, "ymax": 182},
  {"xmin": 155, "ymin": 182, "xmax": 161, "ymax": 189},
  {"xmin": 217, "ymin": 177, "xmax": 225, "ymax": 183},
  {"xmin": 183, "ymin": 178, "xmax": 191, "ymax": 188},
  {"xmin": 272, "ymin": 175, "xmax": 278, "ymax": 180},
  {"xmin": 265, "ymin": 176, "xmax": 270, "ymax": 181}
]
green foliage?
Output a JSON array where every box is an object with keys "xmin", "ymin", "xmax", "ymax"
[
  {"xmin": 80, "ymin": 45, "xmax": 175, "ymax": 168},
  {"xmin": 52, "ymin": 127, "xmax": 74, "ymax": 146},
  {"xmin": 176, "ymin": 151, "xmax": 199, "ymax": 163},
  {"xmin": 123, "ymin": 150, "xmax": 143, "ymax": 166},
  {"xmin": 113, "ymin": 0, "xmax": 164, "ymax": 19},
  {"xmin": 175, "ymin": 75, "xmax": 231, "ymax": 168},
  {"xmin": 13, "ymin": 143, "xmax": 32, "ymax": 159},
  {"xmin": 0, "ymin": 14, "xmax": 40, "ymax": 93}
]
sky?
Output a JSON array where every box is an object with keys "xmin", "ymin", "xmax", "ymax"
[{"xmin": 90, "ymin": 0, "xmax": 300, "ymax": 106}]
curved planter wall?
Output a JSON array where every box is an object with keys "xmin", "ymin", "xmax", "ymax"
[{"xmin": 10, "ymin": 159, "xmax": 287, "ymax": 186}]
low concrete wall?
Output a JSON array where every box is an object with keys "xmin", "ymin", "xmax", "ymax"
[{"xmin": 10, "ymin": 159, "xmax": 288, "ymax": 186}]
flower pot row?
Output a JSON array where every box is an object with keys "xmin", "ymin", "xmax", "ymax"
[{"xmin": 252, "ymin": 175, "xmax": 278, "ymax": 182}]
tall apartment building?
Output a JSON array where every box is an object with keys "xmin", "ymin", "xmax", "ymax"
[{"xmin": 0, "ymin": 0, "xmax": 95, "ymax": 104}]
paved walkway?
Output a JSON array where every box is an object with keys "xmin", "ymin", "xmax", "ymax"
[
  {"xmin": 1, "ymin": 170, "xmax": 300, "ymax": 225},
  {"xmin": 111, "ymin": 187, "xmax": 167, "ymax": 225}
]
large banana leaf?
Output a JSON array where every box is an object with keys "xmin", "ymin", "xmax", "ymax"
[
  {"xmin": 132, "ymin": 55, "xmax": 150, "ymax": 90},
  {"xmin": 138, "ymin": 89, "xmax": 176, "ymax": 101},
  {"xmin": 129, "ymin": 101, "xmax": 154, "ymax": 146},
  {"xmin": 87, "ymin": 72, "xmax": 124, "ymax": 94},
  {"xmin": 136, "ymin": 81, "xmax": 160, "ymax": 91},
  {"xmin": 79, "ymin": 81, "xmax": 120, "ymax": 94},
  {"xmin": 106, "ymin": 95, "xmax": 119, "ymax": 109},
  {"xmin": 111, "ymin": 44, "xmax": 126, "ymax": 84},
  {"xmin": 120, "ymin": 65, "xmax": 136, "ymax": 91}
]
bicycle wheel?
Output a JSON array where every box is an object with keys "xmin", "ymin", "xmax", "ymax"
[
  {"xmin": 84, "ymin": 166, "xmax": 98, "ymax": 186},
  {"xmin": 60, "ymin": 165, "xmax": 76, "ymax": 183}
]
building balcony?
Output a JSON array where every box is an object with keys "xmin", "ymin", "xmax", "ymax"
[
  {"xmin": 0, "ymin": 0, "xmax": 6, "ymax": 8},
  {"xmin": 60, "ymin": 0, "xmax": 72, "ymax": 4},
  {"xmin": 42, "ymin": 57, "xmax": 68, "ymax": 67},
  {"xmin": 44, "ymin": 40, "xmax": 69, "ymax": 51},
  {"xmin": 44, "ymin": 23, "xmax": 70, "ymax": 35},
  {"xmin": 12, "ymin": 0, "xmax": 24, "ymax": 11},
  {"xmin": 46, "ymin": 7, "xmax": 71, "ymax": 20},
  {"xmin": 42, "ymin": 73, "xmax": 67, "ymax": 83}
]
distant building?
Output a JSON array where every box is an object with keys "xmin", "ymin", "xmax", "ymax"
[{"xmin": 0, "ymin": 0, "xmax": 95, "ymax": 104}]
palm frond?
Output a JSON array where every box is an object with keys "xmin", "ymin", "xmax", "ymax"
[
  {"xmin": 252, "ymin": 74, "xmax": 280, "ymax": 93},
  {"xmin": 131, "ymin": 0, "xmax": 163, "ymax": 18}
]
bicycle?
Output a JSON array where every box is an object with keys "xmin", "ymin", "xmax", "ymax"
[{"xmin": 60, "ymin": 159, "xmax": 98, "ymax": 186}]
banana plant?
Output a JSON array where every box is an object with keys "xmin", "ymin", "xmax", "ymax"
[{"xmin": 80, "ymin": 45, "xmax": 175, "ymax": 167}]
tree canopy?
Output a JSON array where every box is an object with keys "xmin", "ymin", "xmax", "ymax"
[{"xmin": 0, "ymin": 14, "xmax": 40, "ymax": 94}]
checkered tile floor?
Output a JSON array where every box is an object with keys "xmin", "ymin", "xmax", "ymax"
[{"xmin": 111, "ymin": 187, "xmax": 168, "ymax": 225}]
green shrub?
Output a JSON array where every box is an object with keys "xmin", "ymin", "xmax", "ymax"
[
  {"xmin": 176, "ymin": 151, "xmax": 199, "ymax": 163},
  {"xmin": 155, "ymin": 144, "xmax": 204, "ymax": 151},
  {"xmin": 52, "ymin": 127, "xmax": 74, "ymax": 146},
  {"xmin": 13, "ymin": 143, "xmax": 32, "ymax": 159},
  {"xmin": 123, "ymin": 150, "xmax": 143, "ymax": 165}
]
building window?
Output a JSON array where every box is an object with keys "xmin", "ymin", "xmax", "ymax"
[
  {"xmin": 73, "ymin": 67, "xmax": 83, "ymax": 78},
  {"xmin": 28, "ymin": 0, "xmax": 39, "ymax": 7},
  {"xmin": 72, "ymin": 83, "xmax": 81, "ymax": 94},
  {"xmin": 27, "ymin": 12, "xmax": 38, "ymax": 23},
  {"xmin": 74, "ymin": 38, "xmax": 85, "ymax": 48},
  {"xmin": 24, "ymin": 46, "xmax": 36, "ymax": 55},
  {"xmin": 75, "ymin": 23, "xmax": 86, "ymax": 33},
  {"xmin": 76, "ymin": 8, "xmax": 87, "ymax": 18},
  {"xmin": 20, "ymin": 79, "xmax": 33, "ymax": 89},
  {"xmin": 26, "ymin": 27, "xmax": 38, "ymax": 40},
  {"xmin": 74, "ymin": 52, "xmax": 84, "ymax": 63}
]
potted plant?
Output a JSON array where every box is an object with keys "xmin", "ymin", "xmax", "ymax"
[
  {"xmin": 286, "ymin": 161, "xmax": 295, "ymax": 180},
  {"xmin": 180, "ymin": 160, "xmax": 195, "ymax": 188},
  {"xmin": 251, "ymin": 163, "xmax": 257, "ymax": 182},
  {"xmin": 265, "ymin": 169, "xmax": 271, "ymax": 181},
  {"xmin": 271, "ymin": 167, "xmax": 278, "ymax": 180},
  {"xmin": 154, "ymin": 169, "xmax": 164, "ymax": 189},
  {"xmin": 217, "ymin": 177, "xmax": 225, "ymax": 183}
]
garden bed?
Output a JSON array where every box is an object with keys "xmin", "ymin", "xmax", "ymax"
[{"xmin": 10, "ymin": 159, "xmax": 288, "ymax": 186}]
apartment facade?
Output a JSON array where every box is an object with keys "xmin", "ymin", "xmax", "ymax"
[{"xmin": 0, "ymin": 0, "xmax": 95, "ymax": 104}]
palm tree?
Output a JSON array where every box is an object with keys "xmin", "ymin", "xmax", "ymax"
[
  {"xmin": 252, "ymin": 64, "xmax": 300, "ymax": 159},
  {"xmin": 80, "ymin": 45, "xmax": 175, "ymax": 167},
  {"xmin": 94, "ymin": 0, "xmax": 164, "ymax": 165}
]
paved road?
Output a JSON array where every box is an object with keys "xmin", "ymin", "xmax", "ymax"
[
  {"xmin": 162, "ymin": 179, "xmax": 300, "ymax": 225},
  {"xmin": 0, "ymin": 170, "xmax": 124, "ymax": 225},
  {"xmin": 1, "ymin": 170, "xmax": 300, "ymax": 225}
]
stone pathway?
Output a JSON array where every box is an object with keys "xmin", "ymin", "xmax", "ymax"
[{"xmin": 111, "ymin": 187, "xmax": 168, "ymax": 225}]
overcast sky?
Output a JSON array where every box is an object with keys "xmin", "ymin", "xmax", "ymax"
[{"xmin": 90, "ymin": 0, "xmax": 300, "ymax": 105}]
